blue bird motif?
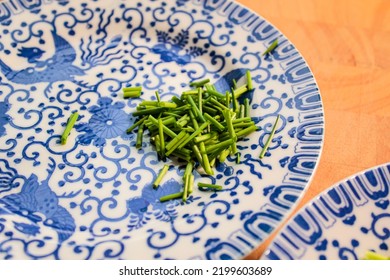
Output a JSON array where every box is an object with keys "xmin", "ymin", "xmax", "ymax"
[
  {"xmin": 0, "ymin": 30, "xmax": 85, "ymax": 95},
  {"xmin": 0, "ymin": 159, "xmax": 76, "ymax": 242}
]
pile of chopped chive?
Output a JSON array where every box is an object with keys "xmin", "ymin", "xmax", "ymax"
[{"xmin": 126, "ymin": 70, "xmax": 279, "ymax": 202}]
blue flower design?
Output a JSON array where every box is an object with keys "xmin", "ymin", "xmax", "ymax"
[
  {"xmin": 76, "ymin": 97, "xmax": 131, "ymax": 147},
  {"xmin": 0, "ymin": 101, "xmax": 11, "ymax": 137},
  {"xmin": 152, "ymin": 30, "xmax": 207, "ymax": 65},
  {"xmin": 126, "ymin": 179, "xmax": 184, "ymax": 231}
]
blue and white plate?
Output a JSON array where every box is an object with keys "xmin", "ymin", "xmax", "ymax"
[
  {"xmin": 261, "ymin": 163, "xmax": 390, "ymax": 260},
  {"xmin": 0, "ymin": 0, "xmax": 323, "ymax": 259}
]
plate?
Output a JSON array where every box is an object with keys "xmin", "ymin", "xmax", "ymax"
[
  {"xmin": 0, "ymin": 0, "xmax": 324, "ymax": 259},
  {"xmin": 261, "ymin": 163, "xmax": 390, "ymax": 260}
]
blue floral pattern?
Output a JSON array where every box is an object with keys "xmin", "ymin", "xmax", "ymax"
[
  {"xmin": 0, "ymin": 0, "xmax": 324, "ymax": 259},
  {"xmin": 262, "ymin": 164, "xmax": 390, "ymax": 260},
  {"xmin": 76, "ymin": 97, "xmax": 132, "ymax": 147}
]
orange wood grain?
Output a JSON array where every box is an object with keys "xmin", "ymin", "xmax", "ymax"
[{"xmin": 235, "ymin": 0, "xmax": 390, "ymax": 259}]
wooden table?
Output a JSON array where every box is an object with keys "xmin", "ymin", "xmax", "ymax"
[{"xmin": 235, "ymin": 0, "xmax": 390, "ymax": 259}]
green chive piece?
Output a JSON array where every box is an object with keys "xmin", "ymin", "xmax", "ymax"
[
  {"xmin": 236, "ymin": 152, "xmax": 241, "ymax": 164},
  {"xmin": 208, "ymin": 97, "xmax": 229, "ymax": 111},
  {"xmin": 187, "ymin": 95, "xmax": 205, "ymax": 123},
  {"xmin": 244, "ymin": 98, "xmax": 250, "ymax": 117},
  {"xmin": 158, "ymin": 118, "xmax": 165, "ymax": 157},
  {"xmin": 205, "ymin": 139, "xmax": 234, "ymax": 154},
  {"xmin": 198, "ymin": 88, "xmax": 203, "ymax": 115},
  {"xmin": 166, "ymin": 131, "xmax": 187, "ymax": 151},
  {"xmin": 136, "ymin": 123, "xmax": 144, "ymax": 149},
  {"xmin": 132, "ymin": 107, "xmax": 166, "ymax": 117},
  {"xmin": 189, "ymin": 110, "xmax": 199, "ymax": 130},
  {"xmin": 192, "ymin": 145, "xmax": 203, "ymax": 167},
  {"xmin": 246, "ymin": 70, "xmax": 253, "ymax": 90},
  {"xmin": 364, "ymin": 251, "xmax": 390, "ymax": 260},
  {"xmin": 259, "ymin": 115, "xmax": 280, "ymax": 159},
  {"xmin": 203, "ymin": 113, "xmax": 225, "ymax": 132},
  {"xmin": 188, "ymin": 174, "xmax": 195, "ymax": 194},
  {"xmin": 194, "ymin": 132, "xmax": 217, "ymax": 143},
  {"xmin": 202, "ymin": 105, "xmax": 218, "ymax": 115},
  {"xmin": 165, "ymin": 133, "xmax": 190, "ymax": 156},
  {"xmin": 224, "ymin": 110, "xmax": 237, "ymax": 154},
  {"xmin": 225, "ymin": 91, "xmax": 231, "ymax": 108},
  {"xmin": 148, "ymin": 115, "xmax": 177, "ymax": 138},
  {"xmin": 184, "ymin": 161, "xmax": 193, "ymax": 178},
  {"xmin": 190, "ymin": 78, "xmax": 210, "ymax": 88},
  {"xmin": 236, "ymin": 125, "xmax": 258, "ymax": 138},
  {"xmin": 183, "ymin": 176, "xmax": 189, "ymax": 202},
  {"xmin": 234, "ymin": 85, "xmax": 248, "ymax": 98},
  {"xmin": 231, "ymin": 88, "xmax": 239, "ymax": 113},
  {"xmin": 124, "ymin": 90, "xmax": 141, "ymax": 99},
  {"xmin": 263, "ymin": 38, "xmax": 278, "ymax": 56},
  {"xmin": 198, "ymin": 183, "xmax": 223, "ymax": 191},
  {"xmin": 200, "ymin": 142, "xmax": 213, "ymax": 175},
  {"xmin": 123, "ymin": 86, "xmax": 142, "ymax": 92},
  {"xmin": 126, "ymin": 116, "xmax": 147, "ymax": 134},
  {"xmin": 159, "ymin": 192, "xmax": 184, "ymax": 202},
  {"xmin": 218, "ymin": 149, "xmax": 230, "ymax": 162},
  {"xmin": 61, "ymin": 112, "xmax": 79, "ymax": 145},
  {"xmin": 155, "ymin": 90, "xmax": 161, "ymax": 103},
  {"xmin": 232, "ymin": 79, "xmax": 238, "ymax": 89},
  {"xmin": 177, "ymin": 121, "xmax": 210, "ymax": 149},
  {"xmin": 205, "ymin": 85, "xmax": 226, "ymax": 99},
  {"xmin": 153, "ymin": 164, "xmax": 169, "ymax": 189}
]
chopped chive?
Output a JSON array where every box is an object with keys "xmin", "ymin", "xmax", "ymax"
[
  {"xmin": 165, "ymin": 133, "xmax": 190, "ymax": 156},
  {"xmin": 231, "ymin": 88, "xmax": 239, "ymax": 113},
  {"xmin": 158, "ymin": 118, "xmax": 165, "ymax": 158},
  {"xmin": 202, "ymin": 105, "xmax": 219, "ymax": 116},
  {"xmin": 190, "ymin": 78, "xmax": 210, "ymax": 88},
  {"xmin": 192, "ymin": 145, "xmax": 203, "ymax": 166},
  {"xmin": 218, "ymin": 149, "xmax": 230, "ymax": 162},
  {"xmin": 155, "ymin": 90, "xmax": 161, "ymax": 103},
  {"xmin": 259, "ymin": 115, "xmax": 280, "ymax": 158},
  {"xmin": 203, "ymin": 113, "xmax": 225, "ymax": 132},
  {"xmin": 187, "ymin": 95, "xmax": 205, "ymax": 123},
  {"xmin": 177, "ymin": 121, "xmax": 210, "ymax": 149},
  {"xmin": 224, "ymin": 110, "xmax": 237, "ymax": 154},
  {"xmin": 123, "ymin": 86, "xmax": 142, "ymax": 92},
  {"xmin": 153, "ymin": 164, "xmax": 169, "ymax": 189},
  {"xmin": 148, "ymin": 115, "xmax": 177, "ymax": 138},
  {"xmin": 244, "ymin": 98, "xmax": 250, "ymax": 117},
  {"xmin": 236, "ymin": 125, "xmax": 258, "ymax": 138},
  {"xmin": 205, "ymin": 85, "xmax": 226, "ymax": 99},
  {"xmin": 263, "ymin": 38, "xmax": 278, "ymax": 56},
  {"xmin": 232, "ymin": 79, "xmax": 238, "ymax": 89},
  {"xmin": 364, "ymin": 251, "xmax": 390, "ymax": 260},
  {"xmin": 159, "ymin": 192, "xmax": 184, "ymax": 202},
  {"xmin": 136, "ymin": 123, "xmax": 144, "ymax": 149},
  {"xmin": 124, "ymin": 90, "xmax": 141, "ymax": 99},
  {"xmin": 166, "ymin": 131, "xmax": 187, "ymax": 151},
  {"xmin": 61, "ymin": 112, "xmax": 79, "ymax": 145},
  {"xmin": 200, "ymin": 142, "xmax": 213, "ymax": 175},
  {"xmin": 188, "ymin": 174, "xmax": 195, "ymax": 194},
  {"xmin": 198, "ymin": 88, "xmax": 203, "ymax": 115},
  {"xmin": 208, "ymin": 97, "xmax": 229, "ymax": 111},
  {"xmin": 205, "ymin": 139, "xmax": 234, "ymax": 154},
  {"xmin": 234, "ymin": 85, "xmax": 248, "ymax": 98},
  {"xmin": 236, "ymin": 152, "xmax": 241, "ymax": 164},
  {"xmin": 132, "ymin": 107, "xmax": 166, "ymax": 117},
  {"xmin": 126, "ymin": 116, "xmax": 147, "ymax": 134},
  {"xmin": 194, "ymin": 132, "xmax": 217, "ymax": 143},
  {"xmin": 246, "ymin": 70, "xmax": 253, "ymax": 90},
  {"xmin": 198, "ymin": 183, "xmax": 223, "ymax": 191},
  {"xmin": 225, "ymin": 91, "xmax": 231, "ymax": 108}
]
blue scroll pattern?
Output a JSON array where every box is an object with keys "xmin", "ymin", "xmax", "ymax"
[
  {"xmin": 262, "ymin": 164, "xmax": 390, "ymax": 260},
  {"xmin": 0, "ymin": 0, "xmax": 324, "ymax": 259}
]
